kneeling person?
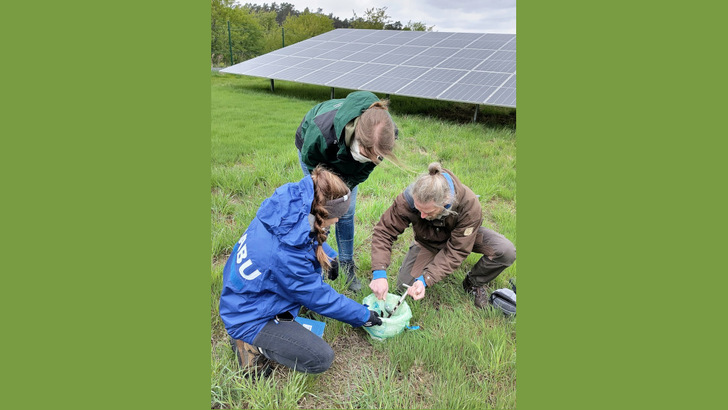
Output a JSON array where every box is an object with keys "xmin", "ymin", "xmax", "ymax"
[
  {"xmin": 219, "ymin": 166, "xmax": 382, "ymax": 376},
  {"xmin": 369, "ymin": 162, "xmax": 516, "ymax": 307}
]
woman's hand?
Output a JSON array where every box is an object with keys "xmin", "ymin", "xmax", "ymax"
[{"xmin": 369, "ymin": 277, "xmax": 389, "ymax": 300}]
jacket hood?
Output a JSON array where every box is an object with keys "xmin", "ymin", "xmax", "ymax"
[
  {"xmin": 255, "ymin": 176, "xmax": 314, "ymax": 247},
  {"xmin": 333, "ymin": 91, "xmax": 379, "ymax": 141}
]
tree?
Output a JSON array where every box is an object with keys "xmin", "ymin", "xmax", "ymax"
[
  {"xmin": 211, "ymin": 0, "xmax": 264, "ymax": 66},
  {"xmin": 404, "ymin": 20, "xmax": 435, "ymax": 31},
  {"xmin": 327, "ymin": 13, "xmax": 349, "ymax": 29},
  {"xmin": 253, "ymin": 10, "xmax": 278, "ymax": 32},
  {"xmin": 238, "ymin": 3, "xmax": 433, "ymax": 31},
  {"xmin": 281, "ymin": 9, "xmax": 334, "ymax": 46},
  {"xmin": 276, "ymin": 2, "xmax": 298, "ymax": 25},
  {"xmin": 212, "ymin": 2, "xmax": 434, "ymax": 64},
  {"xmin": 385, "ymin": 21, "xmax": 403, "ymax": 30},
  {"xmin": 251, "ymin": 9, "xmax": 282, "ymax": 54},
  {"xmin": 350, "ymin": 7, "xmax": 391, "ymax": 29}
]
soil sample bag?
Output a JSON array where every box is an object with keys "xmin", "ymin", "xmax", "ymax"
[{"xmin": 361, "ymin": 293, "xmax": 413, "ymax": 341}]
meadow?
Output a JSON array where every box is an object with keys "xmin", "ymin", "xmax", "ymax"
[{"xmin": 210, "ymin": 71, "xmax": 517, "ymax": 409}]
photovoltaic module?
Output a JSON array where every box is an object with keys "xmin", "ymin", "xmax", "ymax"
[{"xmin": 221, "ymin": 29, "xmax": 516, "ymax": 108}]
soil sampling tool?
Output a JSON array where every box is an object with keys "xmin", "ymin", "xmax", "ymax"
[{"xmin": 385, "ymin": 284, "xmax": 410, "ymax": 318}]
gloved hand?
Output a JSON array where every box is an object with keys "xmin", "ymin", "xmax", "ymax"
[
  {"xmin": 363, "ymin": 310, "xmax": 382, "ymax": 327},
  {"xmin": 327, "ymin": 258, "xmax": 339, "ymax": 281}
]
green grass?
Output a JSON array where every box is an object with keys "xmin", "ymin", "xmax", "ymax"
[{"xmin": 211, "ymin": 71, "xmax": 516, "ymax": 409}]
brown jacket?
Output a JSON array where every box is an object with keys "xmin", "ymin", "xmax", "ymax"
[{"xmin": 371, "ymin": 169, "xmax": 483, "ymax": 286}]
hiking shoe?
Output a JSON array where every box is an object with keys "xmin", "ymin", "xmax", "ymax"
[
  {"xmin": 472, "ymin": 286, "xmax": 490, "ymax": 309},
  {"xmin": 341, "ymin": 261, "xmax": 362, "ymax": 292},
  {"xmin": 229, "ymin": 337, "xmax": 272, "ymax": 378},
  {"xmin": 463, "ymin": 273, "xmax": 489, "ymax": 308}
]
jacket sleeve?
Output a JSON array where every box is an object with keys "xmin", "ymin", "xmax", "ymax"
[
  {"xmin": 371, "ymin": 192, "xmax": 413, "ymax": 272},
  {"xmin": 422, "ymin": 196, "xmax": 483, "ymax": 286},
  {"xmin": 272, "ymin": 248, "xmax": 370, "ymax": 327},
  {"xmin": 323, "ymin": 241, "xmax": 337, "ymax": 260}
]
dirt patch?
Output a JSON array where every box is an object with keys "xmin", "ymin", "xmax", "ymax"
[
  {"xmin": 405, "ymin": 361, "xmax": 437, "ymax": 408},
  {"xmin": 296, "ymin": 331, "xmax": 376, "ymax": 409}
]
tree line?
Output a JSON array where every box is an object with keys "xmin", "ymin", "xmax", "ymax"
[{"xmin": 212, "ymin": 1, "xmax": 433, "ymax": 66}]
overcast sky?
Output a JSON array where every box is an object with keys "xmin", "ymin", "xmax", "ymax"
[{"xmin": 263, "ymin": 1, "xmax": 516, "ymax": 34}]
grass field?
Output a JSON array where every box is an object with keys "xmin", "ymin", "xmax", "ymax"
[{"xmin": 211, "ymin": 71, "xmax": 517, "ymax": 409}]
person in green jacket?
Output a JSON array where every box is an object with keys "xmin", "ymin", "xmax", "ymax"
[{"xmin": 295, "ymin": 91, "xmax": 398, "ymax": 292}]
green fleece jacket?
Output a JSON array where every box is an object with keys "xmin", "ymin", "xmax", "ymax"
[{"xmin": 294, "ymin": 91, "xmax": 381, "ymax": 188}]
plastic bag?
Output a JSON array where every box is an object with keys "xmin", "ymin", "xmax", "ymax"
[{"xmin": 362, "ymin": 293, "xmax": 413, "ymax": 341}]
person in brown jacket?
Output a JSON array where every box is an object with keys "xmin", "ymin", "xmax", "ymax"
[{"xmin": 369, "ymin": 162, "xmax": 516, "ymax": 308}]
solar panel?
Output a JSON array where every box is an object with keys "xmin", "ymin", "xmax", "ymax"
[{"xmin": 221, "ymin": 29, "xmax": 516, "ymax": 108}]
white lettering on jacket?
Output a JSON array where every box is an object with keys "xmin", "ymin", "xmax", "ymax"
[{"xmin": 235, "ymin": 234, "xmax": 262, "ymax": 280}]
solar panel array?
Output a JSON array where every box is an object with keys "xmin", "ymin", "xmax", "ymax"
[{"xmin": 221, "ymin": 29, "xmax": 516, "ymax": 108}]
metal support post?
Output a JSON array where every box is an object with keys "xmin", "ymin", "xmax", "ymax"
[{"xmin": 227, "ymin": 21, "xmax": 234, "ymax": 66}]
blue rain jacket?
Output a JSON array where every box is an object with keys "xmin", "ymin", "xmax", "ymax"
[{"xmin": 219, "ymin": 175, "xmax": 370, "ymax": 343}]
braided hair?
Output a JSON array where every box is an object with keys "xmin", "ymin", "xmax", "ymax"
[{"xmin": 310, "ymin": 166, "xmax": 350, "ymax": 269}]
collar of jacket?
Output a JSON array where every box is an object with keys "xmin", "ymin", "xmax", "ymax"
[
  {"xmin": 343, "ymin": 117, "xmax": 358, "ymax": 148},
  {"xmin": 332, "ymin": 91, "xmax": 378, "ymax": 145},
  {"xmin": 442, "ymin": 172, "xmax": 455, "ymax": 209},
  {"xmin": 336, "ymin": 118, "xmax": 360, "ymax": 161}
]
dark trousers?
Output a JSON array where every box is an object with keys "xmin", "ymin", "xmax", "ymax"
[
  {"xmin": 250, "ymin": 319, "xmax": 334, "ymax": 374},
  {"xmin": 397, "ymin": 227, "xmax": 516, "ymax": 290}
]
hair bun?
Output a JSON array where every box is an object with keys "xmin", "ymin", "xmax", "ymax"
[{"xmin": 428, "ymin": 162, "xmax": 442, "ymax": 175}]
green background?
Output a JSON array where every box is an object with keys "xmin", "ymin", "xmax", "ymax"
[{"xmin": 3, "ymin": 1, "xmax": 723, "ymax": 409}]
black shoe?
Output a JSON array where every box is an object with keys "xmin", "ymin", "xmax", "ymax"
[
  {"xmin": 462, "ymin": 272, "xmax": 475, "ymax": 293},
  {"xmin": 340, "ymin": 261, "xmax": 362, "ymax": 292}
]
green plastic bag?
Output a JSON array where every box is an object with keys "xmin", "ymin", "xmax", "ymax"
[{"xmin": 362, "ymin": 293, "xmax": 413, "ymax": 341}]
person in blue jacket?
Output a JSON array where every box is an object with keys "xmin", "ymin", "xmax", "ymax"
[{"xmin": 219, "ymin": 165, "xmax": 382, "ymax": 375}]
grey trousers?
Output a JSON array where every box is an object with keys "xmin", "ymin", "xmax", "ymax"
[
  {"xmin": 396, "ymin": 227, "xmax": 516, "ymax": 290},
  {"xmin": 250, "ymin": 318, "xmax": 334, "ymax": 374}
]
